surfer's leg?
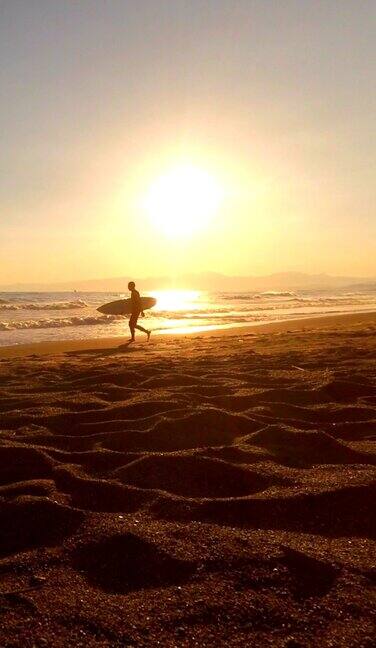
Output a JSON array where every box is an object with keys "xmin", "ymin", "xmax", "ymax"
[
  {"xmin": 129, "ymin": 315, "xmax": 136, "ymax": 341},
  {"xmin": 132, "ymin": 312, "xmax": 149, "ymax": 338},
  {"xmin": 135, "ymin": 324, "xmax": 150, "ymax": 336}
]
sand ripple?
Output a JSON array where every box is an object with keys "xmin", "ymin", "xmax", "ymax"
[{"xmin": 0, "ymin": 321, "xmax": 375, "ymax": 645}]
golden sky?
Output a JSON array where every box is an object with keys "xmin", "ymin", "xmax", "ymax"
[{"xmin": 1, "ymin": 1, "xmax": 375, "ymax": 284}]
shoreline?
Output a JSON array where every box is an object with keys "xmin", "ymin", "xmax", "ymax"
[{"xmin": 1, "ymin": 309, "xmax": 375, "ymax": 358}]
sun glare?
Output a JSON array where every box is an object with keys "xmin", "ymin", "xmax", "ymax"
[
  {"xmin": 144, "ymin": 165, "xmax": 223, "ymax": 238},
  {"xmin": 150, "ymin": 289, "xmax": 201, "ymax": 311}
]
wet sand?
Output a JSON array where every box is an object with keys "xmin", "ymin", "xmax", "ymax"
[
  {"xmin": 0, "ymin": 311, "xmax": 375, "ymax": 646},
  {"xmin": 1, "ymin": 310, "xmax": 375, "ymax": 359}
]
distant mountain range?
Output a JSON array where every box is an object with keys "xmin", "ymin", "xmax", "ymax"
[{"xmin": 1, "ymin": 272, "xmax": 375, "ymax": 293}]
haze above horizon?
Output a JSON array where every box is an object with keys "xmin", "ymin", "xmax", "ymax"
[
  {"xmin": 1, "ymin": 1, "xmax": 375, "ymax": 283},
  {"xmin": 1, "ymin": 270, "xmax": 375, "ymax": 294}
]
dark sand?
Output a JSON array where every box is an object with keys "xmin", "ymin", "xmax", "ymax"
[{"xmin": 0, "ymin": 312, "xmax": 375, "ymax": 647}]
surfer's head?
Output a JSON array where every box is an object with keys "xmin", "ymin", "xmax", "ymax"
[{"xmin": 128, "ymin": 281, "xmax": 135, "ymax": 290}]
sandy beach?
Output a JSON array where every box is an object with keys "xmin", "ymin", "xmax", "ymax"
[{"xmin": 0, "ymin": 311, "xmax": 375, "ymax": 647}]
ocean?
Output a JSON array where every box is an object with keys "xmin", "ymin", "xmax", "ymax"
[{"xmin": 1, "ymin": 287, "xmax": 375, "ymax": 347}]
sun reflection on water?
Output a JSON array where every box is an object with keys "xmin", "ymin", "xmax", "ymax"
[{"xmin": 150, "ymin": 290, "xmax": 202, "ymax": 312}]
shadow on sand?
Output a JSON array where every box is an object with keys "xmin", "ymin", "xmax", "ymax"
[{"xmin": 66, "ymin": 341, "xmax": 136, "ymax": 358}]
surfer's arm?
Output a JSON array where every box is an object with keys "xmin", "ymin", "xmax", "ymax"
[
  {"xmin": 131, "ymin": 290, "xmax": 142, "ymax": 311},
  {"xmin": 136, "ymin": 294, "xmax": 144, "ymax": 315},
  {"xmin": 134, "ymin": 295, "xmax": 144, "ymax": 314}
]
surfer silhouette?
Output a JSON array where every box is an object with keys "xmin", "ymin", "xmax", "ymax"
[{"xmin": 128, "ymin": 281, "xmax": 151, "ymax": 342}]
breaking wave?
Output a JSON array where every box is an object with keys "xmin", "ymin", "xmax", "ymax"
[
  {"xmin": 221, "ymin": 291, "xmax": 297, "ymax": 300},
  {"xmin": 0, "ymin": 299, "xmax": 88, "ymax": 312},
  {"xmin": 222, "ymin": 294, "xmax": 258, "ymax": 301},
  {"xmin": 0, "ymin": 314, "xmax": 116, "ymax": 331},
  {"xmin": 260, "ymin": 290, "xmax": 297, "ymax": 297}
]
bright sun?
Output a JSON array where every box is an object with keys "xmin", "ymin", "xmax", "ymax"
[{"xmin": 144, "ymin": 165, "xmax": 223, "ymax": 238}]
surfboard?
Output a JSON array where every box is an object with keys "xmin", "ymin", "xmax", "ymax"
[{"xmin": 97, "ymin": 297, "xmax": 157, "ymax": 316}]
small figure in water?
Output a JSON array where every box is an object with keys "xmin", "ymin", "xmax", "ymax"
[{"xmin": 128, "ymin": 281, "xmax": 151, "ymax": 343}]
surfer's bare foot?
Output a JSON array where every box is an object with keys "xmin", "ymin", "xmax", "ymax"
[
  {"xmin": 147, "ymin": 330, "xmax": 151, "ymax": 342},
  {"xmin": 129, "ymin": 338, "xmax": 135, "ymax": 343}
]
